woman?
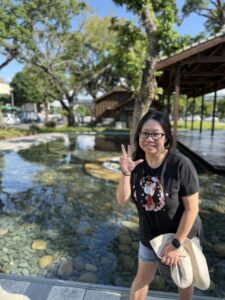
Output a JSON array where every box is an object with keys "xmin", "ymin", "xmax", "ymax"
[{"xmin": 116, "ymin": 110, "xmax": 202, "ymax": 300}]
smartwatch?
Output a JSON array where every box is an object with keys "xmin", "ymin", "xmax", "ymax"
[{"xmin": 172, "ymin": 238, "xmax": 181, "ymax": 249}]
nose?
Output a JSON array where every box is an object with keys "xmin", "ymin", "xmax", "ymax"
[{"xmin": 145, "ymin": 134, "xmax": 154, "ymax": 141}]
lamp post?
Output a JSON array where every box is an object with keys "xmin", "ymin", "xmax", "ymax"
[{"xmin": 10, "ymin": 88, "xmax": 14, "ymax": 107}]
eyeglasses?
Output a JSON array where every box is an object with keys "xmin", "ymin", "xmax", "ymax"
[{"xmin": 139, "ymin": 131, "xmax": 165, "ymax": 140}]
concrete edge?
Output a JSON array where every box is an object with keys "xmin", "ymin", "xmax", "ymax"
[{"xmin": 0, "ymin": 274, "xmax": 223, "ymax": 300}]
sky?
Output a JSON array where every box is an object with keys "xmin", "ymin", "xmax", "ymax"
[{"xmin": 0, "ymin": 0, "xmax": 206, "ymax": 83}]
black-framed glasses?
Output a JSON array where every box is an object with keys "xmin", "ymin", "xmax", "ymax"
[{"xmin": 139, "ymin": 131, "xmax": 165, "ymax": 140}]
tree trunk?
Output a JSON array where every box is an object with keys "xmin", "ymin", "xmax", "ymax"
[
  {"xmin": 67, "ymin": 109, "xmax": 76, "ymax": 127},
  {"xmin": 59, "ymin": 98, "xmax": 77, "ymax": 127},
  {"xmin": 44, "ymin": 100, "xmax": 49, "ymax": 123},
  {"xmin": 130, "ymin": 4, "xmax": 159, "ymax": 142}
]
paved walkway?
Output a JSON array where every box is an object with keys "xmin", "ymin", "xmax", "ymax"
[
  {"xmin": 0, "ymin": 133, "xmax": 68, "ymax": 152},
  {"xmin": 0, "ymin": 274, "xmax": 223, "ymax": 300},
  {"xmin": 177, "ymin": 130, "xmax": 225, "ymax": 172}
]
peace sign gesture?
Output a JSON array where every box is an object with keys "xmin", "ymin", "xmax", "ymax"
[{"xmin": 120, "ymin": 144, "xmax": 144, "ymax": 176}]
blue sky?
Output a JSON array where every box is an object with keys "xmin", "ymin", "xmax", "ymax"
[{"xmin": 0, "ymin": 0, "xmax": 205, "ymax": 83}]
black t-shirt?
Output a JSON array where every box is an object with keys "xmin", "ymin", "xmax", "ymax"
[{"xmin": 130, "ymin": 149, "xmax": 202, "ymax": 248}]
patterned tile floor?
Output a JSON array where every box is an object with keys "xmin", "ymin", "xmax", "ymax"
[{"xmin": 0, "ymin": 274, "xmax": 223, "ymax": 300}]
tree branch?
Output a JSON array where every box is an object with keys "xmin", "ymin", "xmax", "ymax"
[
  {"xmin": 0, "ymin": 55, "xmax": 15, "ymax": 70},
  {"xmin": 75, "ymin": 63, "xmax": 112, "ymax": 92}
]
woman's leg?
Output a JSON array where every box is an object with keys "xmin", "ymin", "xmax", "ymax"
[
  {"xmin": 130, "ymin": 259, "xmax": 158, "ymax": 300},
  {"xmin": 178, "ymin": 286, "xmax": 194, "ymax": 300}
]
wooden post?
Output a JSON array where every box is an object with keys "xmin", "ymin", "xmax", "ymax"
[
  {"xmin": 173, "ymin": 63, "xmax": 180, "ymax": 148},
  {"xmin": 200, "ymin": 89, "xmax": 205, "ymax": 134},
  {"xmin": 211, "ymin": 82, "xmax": 217, "ymax": 136},
  {"xmin": 167, "ymin": 94, "xmax": 171, "ymax": 114},
  {"xmin": 185, "ymin": 95, "xmax": 188, "ymax": 129},
  {"xmin": 191, "ymin": 95, "xmax": 195, "ymax": 131}
]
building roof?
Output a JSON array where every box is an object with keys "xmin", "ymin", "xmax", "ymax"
[
  {"xmin": 0, "ymin": 78, "xmax": 12, "ymax": 95},
  {"xmin": 95, "ymin": 86, "xmax": 129, "ymax": 103},
  {"xmin": 156, "ymin": 30, "xmax": 225, "ymax": 97}
]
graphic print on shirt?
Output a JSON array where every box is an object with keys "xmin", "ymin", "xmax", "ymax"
[{"xmin": 140, "ymin": 176, "xmax": 165, "ymax": 211}]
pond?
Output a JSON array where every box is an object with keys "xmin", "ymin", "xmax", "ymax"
[{"xmin": 0, "ymin": 133, "xmax": 224, "ymax": 298}]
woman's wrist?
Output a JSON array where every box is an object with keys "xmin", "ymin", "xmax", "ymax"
[{"xmin": 121, "ymin": 170, "xmax": 131, "ymax": 176}]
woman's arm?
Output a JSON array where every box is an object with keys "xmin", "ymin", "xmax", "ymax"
[
  {"xmin": 174, "ymin": 192, "xmax": 199, "ymax": 244},
  {"xmin": 116, "ymin": 144, "xmax": 143, "ymax": 205},
  {"xmin": 161, "ymin": 192, "xmax": 199, "ymax": 266},
  {"xmin": 116, "ymin": 174, "xmax": 131, "ymax": 205}
]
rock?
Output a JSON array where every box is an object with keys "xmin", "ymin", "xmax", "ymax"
[
  {"xmin": 84, "ymin": 263, "xmax": 97, "ymax": 272},
  {"xmin": 101, "ymin": 256, "xmax": 111, "ymax": 265},
  {"xmin": 57, "ymin": 261, "xmax": 73, "ymax": 278},
  {"xmin": 121, "ymin": 221, "xmax": 138, "ymax": 230},
  {"xmin": 32, "ymin": 240, "xmax": 47, "ymax": 250},
  {"xmin": 151, "ymin": 275, "xmax": 165, "ymax": 290},
  {"xmin": 78, "ymin": 272, "xmax": 97, "ymax": 283},
  {"xmin": 38, "ymin": 255, "xmax": 53, "ymax": 269},
  {"xmin": 122, "ymin": 255, "xmax": 134, "ymax": 271},
  {"xmin": 74, "ymin": 257, "xmax": 84, "ymax": 271},
  {"xmin": 213, "ymin": 243, "xmax": 225, "ymax": 258},
  {"xmin": 208, "ymin": 280, "xmax": 216, "ymax": 291},
  {"xmin": 104, "ymin": 202, "xmax": 113, "ymax": 210},
  {"xmin": 118, "ymin": 233, "xmax": 132, "ymax": 244},
  {"xmin": 76, "ymin": 221, "xmax": 93, "ymax": 235},
  {"xmin": 118, "ymin": 244, "xmax": 131, "ymax": 253},
  {"xmin": 0, "ymin": 228, "xmax": 8, "ymax": 236}
]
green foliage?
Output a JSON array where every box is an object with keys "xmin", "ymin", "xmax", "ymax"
[
  {"xmin": 0, "ymin": 94, "xmax": 10, "ymax": 104},
  {"xmin": 109, "ymin": 19, "xmax": 146, "ymax": 92},
  {"xmin": 113, "ymin": 0, "xmax": 184, "ymax": 55},
  {"xmin": 74, "ymin": 16, "xmax": 121, "ymax": 97},
  {"xmin": 10, "ymin": 68, "xmax": 57, "ymax": 106},
  {"xmin": 77, "ymin": 104, "xmax": 89, "ymax": 117},
  {"xmin": 182, "ymin": 0, "xmax": 225, "ymax": 34}
]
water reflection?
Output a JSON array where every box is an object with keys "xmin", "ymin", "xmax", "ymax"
[
  {"xmin": 0, "ymin": 134, "xmax": 224, "ymax": 298},
  {"xmin": 1, "ymin": 152, "xmax": 44, "ymax": 194},
  {"xmin": 75, "ymin": 134, "xmax": 96, "ymax": 151}
]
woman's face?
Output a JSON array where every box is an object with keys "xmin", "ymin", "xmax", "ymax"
[{"xmin": 139, "ymin": 119, "xmax": 167, "ymax": 155}]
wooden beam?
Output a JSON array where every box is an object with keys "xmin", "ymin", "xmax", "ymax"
[
  {"xmin": 181, "ymin": 72, "xmax": 225, "ymax": 76},
  {"xmin": 157, "ymin": 35, "xmax": 225, "ymax": 70},
  {"xmin": 182, "ymin": 55, "xmax": 225, "ymax": 64},
  {"xmin": 173, "ymin": 63, "xmax": 180, "ymax": 148}
]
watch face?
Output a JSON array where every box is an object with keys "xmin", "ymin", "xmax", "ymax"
[{"xmin": 172, "ymin": 238, "xmax": 181, "ymax": 248}]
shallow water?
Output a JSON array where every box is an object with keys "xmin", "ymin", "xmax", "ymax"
[{"xmin": 0, "ymin": 133, "xmax": 224, "ymax": 297}]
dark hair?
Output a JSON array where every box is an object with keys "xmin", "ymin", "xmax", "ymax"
[{"xmin": 133, "ymin": 110, "xmax": 173, "ymax": 160}]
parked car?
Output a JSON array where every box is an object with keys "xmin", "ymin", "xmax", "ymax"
[
  {"xmin": 3, "ymin": 113, "xmax": 21, "ymax": 125},
  {"xmin": 185, "ymin": 115, "xmax": 201, "ymax": 121},
  {"xmin": 203, "ymin": 116, "xmax": 219, "ymax": 122}
]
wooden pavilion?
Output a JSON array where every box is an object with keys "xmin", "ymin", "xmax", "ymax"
[{"xmin": 156, "ymin": 30, "xmax": 225, "ymax": 139}]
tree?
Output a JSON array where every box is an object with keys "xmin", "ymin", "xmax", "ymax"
[
  {"xmin": 0, "ymin": 94, "xmax": 10, "ymax": 105},
  {"xmin": 1, "ymin": 1, "xmax": 128, "ymax": 126},
  {"xmin": 182, "ymin": 0, "xmax": 225, "ymax": 34},
  {"xmin": 0, "ymin": 0, "xmax": 89, "ymax": 126},
  {"xmin": 81, "ymin": 16, "xmax": 121, "ymax": 99},
  {"xmin": 11, "ymin": 68, "xmax": 57, "ymax": 122},
  {"xmin": 112, "ymin": 0, "xmax": 184, "ymax": 136}
]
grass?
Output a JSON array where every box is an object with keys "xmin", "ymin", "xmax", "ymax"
[
  {"xmin": 176, "ymin": 121, "xmax": 225, "ymax": 130},
  {"xmin": 0, "ymin": 128, "xmax": 31, "ymax": 140},
  {"xmin": 1, "ymin": 120, "xmax": 225, "ymax": 140},
  {"xmin": 29, "ymin": 124, "xmax": 129, "ymax": 134}
]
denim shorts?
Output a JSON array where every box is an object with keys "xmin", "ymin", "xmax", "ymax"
[
  {"xmin": 138, "ymin": 241, "xmax": 158, "ymax": 263},
  {"xmin": 138, "ymin": 241, "xmax": 170, "ymax": 277},
  {"xmin": 138, "ymin": 237, "xmax": 202, "ymax": 278}
]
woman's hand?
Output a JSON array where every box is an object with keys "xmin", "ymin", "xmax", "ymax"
[
  {"xmin": 160, "ymin": 243, "xmax": 181, "ymax": 266},
  {"xmin": 120, "ymin": 144, "xmax": 143, "ymax": 175}
]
